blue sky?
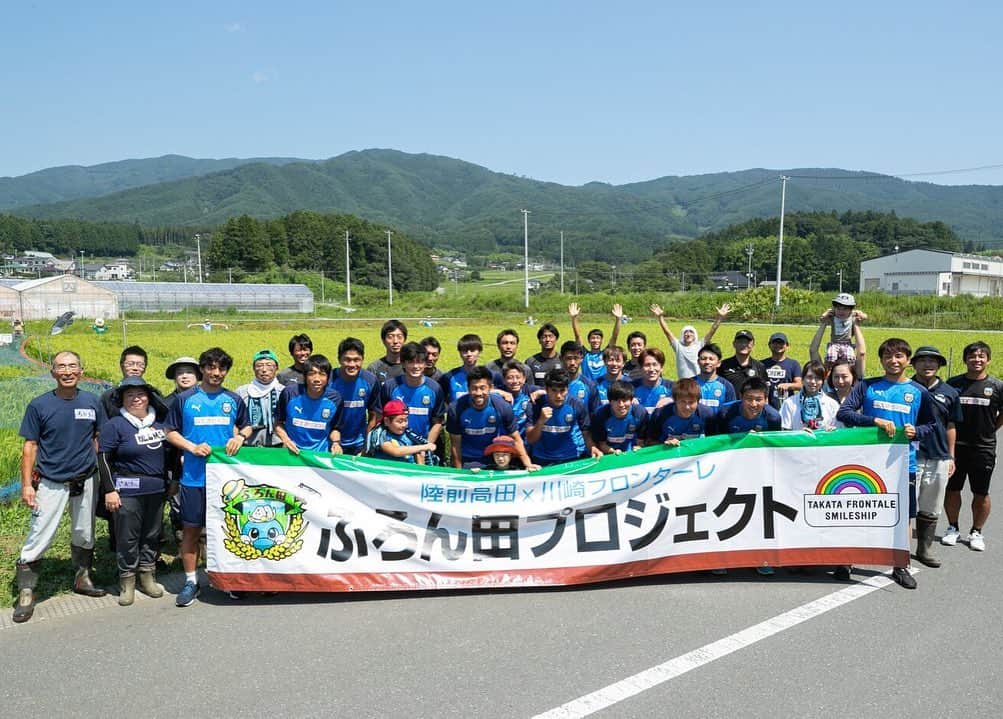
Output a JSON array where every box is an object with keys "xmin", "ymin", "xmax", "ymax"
[{"xmin": 2, "ymin": 1, "xmax": 1000, "ymax": 185}]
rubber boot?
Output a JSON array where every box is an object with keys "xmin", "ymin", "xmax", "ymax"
[
  {"xmin": 12, "ymin": 561, "xmax": 40, "ymax": 623},
  {"xmin": 118, "ymin": 574, "xmax": 136, "ymax": 606},
  {"xmin": 915, "ymin": 516, "xmax": 941, "ymax": 568},
  {"xmin": 137, "ymin": 569, "xmax": 164, "ymax": 599},
  {"xmin": 71, "ymin": 546, "xmax": 107, "ymax": 597}
]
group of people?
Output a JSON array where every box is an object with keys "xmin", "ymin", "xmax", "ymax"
[{"xmin": 12, "ymin": 293, "xmax": 1002, "ymax": 621}]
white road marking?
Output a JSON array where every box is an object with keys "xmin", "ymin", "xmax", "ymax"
[{"xmin": 532, "ymin": 571, "xmax": 911, "ymax": 718}]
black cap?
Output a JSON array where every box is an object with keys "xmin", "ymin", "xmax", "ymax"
[
  {"xmin": 911, "ymin": 346, "xmax": 947, "ymax": 367},
  {"xmin": 734, "ymin": 329, "xmax": 755, "ymax": 341}
]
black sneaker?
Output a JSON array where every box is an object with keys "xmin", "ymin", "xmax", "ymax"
[
  {"xmin": 833, "ymin": 565, "xmax": 852, "ymax": 581},
  {"xmin": 891, "ymin": 567, "xmax": 917, "ymax": 589}
]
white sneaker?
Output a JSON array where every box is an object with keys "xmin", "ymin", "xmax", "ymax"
[
  {"xmin": 941, "ymin": 525, "xmax": 961, "ymax": 546},
  {"xmin": 969, "ymin": 530, "xmax": 986, "ymax": 552}
]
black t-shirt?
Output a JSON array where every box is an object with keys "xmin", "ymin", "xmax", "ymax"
[
  {"xmin": 719, "ymin": 356, "xmax": 768, "ymax": 397},
  {"xmin": 524, "ymin": 353, "xmax": 562, "ymax": 385},
  {"xmin": 947, "ymin": 374, "xmax": 1003, "ymax": 449}
]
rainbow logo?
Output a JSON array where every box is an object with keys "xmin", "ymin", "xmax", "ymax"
[{"xmin": 815, "ymin": 465, "xmax": 887, "ymax": 495}]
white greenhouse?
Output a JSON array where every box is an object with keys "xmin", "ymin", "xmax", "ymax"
[{"xmin": 93, "ymin": 281, "xmax": 314, "ymax": 313}]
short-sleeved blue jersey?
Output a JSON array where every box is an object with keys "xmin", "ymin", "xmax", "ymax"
[
  {"xmin": 837, "ymin": 377, "xmax": 936, "ymax": 473},
  {"xmin": 631, "ymin": 378, "xmax": 674, "ymax": 415},
  {"xmin": 528, "ymin": 396, "xmax": 590, "ymax": 462},
  {"xmin": 568, "ymin": 374, "xmax": 598, "ymax": 412},
  {"xmin": 446, "ymin": 394, "xmax": 518, "ymax": 463},
  {"xmin": 505, "ymin": 383, "xmax": 540, "ymax": 438},
  {"xmin": 443, "ymin": 366, "xmax": 503, "ymax": 403},
  {"xmin": 696, "ymin": 376, "xmax": 736, "ymax": 411},
  {"xmin": 379, "ymin": 376, "xmax": 445, "ymax": 440},
  {"xmin": 165, "ymin": 386, "xmax": 249, "ymax": 487},
  {"xmin": 20, "ymin": 389, "xmax": 104, "ymax": 482},
  {"xmin": 717, "ymin": 401, "xmax": 782, "ymax": 434},
  {"xmin": 328, "ymin": 368, "xmax": 379, "ymax": 452},
  {"xmin": 275, "ymin": 384, "xmax": 344, "ymax": 452},
  {"xmin": 648, "ymin": 403, "xmax": 717, "ymax": 442},
  {"xmin": 591, "ymin": 403, "xmax": 648, "ymax": 452},
  {"xmin": 582, "ymin": 351, "xmax": 606, "ymax": 383}
]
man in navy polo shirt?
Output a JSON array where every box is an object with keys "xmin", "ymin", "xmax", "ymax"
[
  {"xmin": 13, "ymin": 351, "xmax": 107, "ymax": 623},
  {"xmin": 165, "ymin": 347, "xmax": 251, "ymax": 607}
]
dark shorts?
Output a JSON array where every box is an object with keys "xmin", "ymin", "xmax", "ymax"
[
  {"xmin": 341, "ymin": 443, "xmax": 363, "ymax": 457},
  {"xmin": 948, "ymin": 446, "xmax": 996, "ymax": 496},
  {"xmin": 909, "ymin": 472, "xmax": 916, "ymax": 519},
  {"xmin": 179, "ymin": 485, "xmax": 207, "ymax": 528}
]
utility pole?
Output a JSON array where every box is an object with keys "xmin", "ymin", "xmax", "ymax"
[
  {"xmin": 746, "ymin": 244, "xmax": 754, "ymax": 289},
  {"xmin": 838, "ymin": 268, "xmax": 843, "ymax": 293},
  {"xmin": 387, "ymin": 230, "xmax": 394, "ymax": 306},
  {"xmin": 560, "ymin": 230, "xmax": 565, "ymax": 294},
  {"xmin": 775, "ymin": 176, "xmax": 788, "ymax": 308},
  {"xmin": 345, "ymin": 230, "xmax": 351, "ymax": 306},
  {"xmin": 195, "ymin": 233, "xmax": 203, "ymax": 284},
  {"xmin": 521, "ymin": 209, "xmax": 530, "ymax": 310},
  {"xmin": 320, "ymin": 270, "xmax": 325, "ymax": 303}
]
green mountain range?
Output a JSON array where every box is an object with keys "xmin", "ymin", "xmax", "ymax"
[{"xmin": 7, "ymin": 150, "xmax": 1003, "ymax": 260}]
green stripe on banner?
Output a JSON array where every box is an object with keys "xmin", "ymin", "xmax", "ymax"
[{"xmin": 209, "ymin": 427, "xmax": 905, "ymax": 480}]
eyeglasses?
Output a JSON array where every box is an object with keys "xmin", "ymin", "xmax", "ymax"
[
  {"xmin": 123, "ymin": 360, "xmax": 146, "ymax": 369},
  {"xmin": 53, "ymin": 363, "xmax": 81, "ymax": 371}
]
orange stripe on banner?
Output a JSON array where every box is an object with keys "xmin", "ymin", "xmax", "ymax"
[{"xmin": 209, "ymin": 547, "xmax": 908, "ymax": 592}]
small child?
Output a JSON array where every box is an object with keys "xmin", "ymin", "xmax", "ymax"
[
  {"xmin": 366, "ymin": 399, "xmax": 436, "ymax": 464},
  {"xmin": 821, "ymin": 293, "xmax": 867, "ymax": 364},
  {"xmin": 482, "ymin": 436, "xmax": 520, "ymax": 470}
]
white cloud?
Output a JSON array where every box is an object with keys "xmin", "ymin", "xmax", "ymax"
[
  {"xmin": 252, "ymin": 70, "xmax": 273, "ymax": 84},
  {"xmin": 224, "ymin": 22, "xmax": 243, "ymax": 33}
]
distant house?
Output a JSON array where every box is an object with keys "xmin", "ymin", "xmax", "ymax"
[
  {"xmin": 859, "ymin": 249, "xmax": 1003, "ymax": 297},
  {"xmin": 15, "ymin": 251, "xmax": 75, "ymax": 275},
  {"xmin": 93, "ymin": 259, "xmax": 134, "ymax": 281},
  {"xmin": 709, "ymin": 271, "xmax": 751, "ymax": 290}
]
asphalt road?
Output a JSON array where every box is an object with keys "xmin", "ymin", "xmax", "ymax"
[{"xmin": 3, "ymin": 466, "xmax": 1002, "ymax": 719}]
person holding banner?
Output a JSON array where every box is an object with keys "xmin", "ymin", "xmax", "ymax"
[
  {"xmin": 526, "ymin": 368, "xmax": 603, "ymax": 466},
  {"xmin": 648, "ymin": 378, "xmax": 716, "ymax": 445},
  {"xmin": 716, "ymin": 378, "xmax": 782, "ymax": 434},
  {"xmin": 375, "ymin": 342, "xmax": 446, "ymax": 450},
  {"xmin": 591, "ymin": 381, "xmax": 648, "ymax": 454},
  {"xmin": 837, "ymin": 338, "xmax": 937, "ymax": 589},
  {"xmin": 328, "ymin": 338, "xmax": 380, "ymax": 456},
  {"xmin": 165, "ymin": 347, "xmax": 251, "ymax": 607},
  {"xmin": 367, "ymin": 399, "xmax": 436, "ymax": 464},
  {"xmin": 274, "ymin": 354, "xmax": 344, "ymax": 455}
]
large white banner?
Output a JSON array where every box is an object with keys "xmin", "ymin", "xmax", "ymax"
[{"xmin": 205, "ymin": 428, "xmax": 910, "ymax": 592}]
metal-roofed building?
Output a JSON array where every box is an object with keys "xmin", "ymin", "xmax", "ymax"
[
  {"xmin": 859, "ymin": 249, "xmax": 1003, "ymax": 297},
  {"xmin": 93, "ymin": 281, "xmax": 314, "ymax": 313},
  {"xmin": 0, "ymin": 275, "xmax": 119, "ymax": 321}
]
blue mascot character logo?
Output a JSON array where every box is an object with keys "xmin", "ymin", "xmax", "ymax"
[{"xmin": 220, "ymin": 479, "xmax": 308, "ymax": 561}]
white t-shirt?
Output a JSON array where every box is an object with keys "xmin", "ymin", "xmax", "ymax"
[
  {"xmin": 780, "ymin": 391, "xmax": 841, "ymax": 430},
  {"xmin": 671, "ymin": 339, "xmax": 700, "ymax": 379}
]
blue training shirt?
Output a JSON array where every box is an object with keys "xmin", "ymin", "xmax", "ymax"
[
  {"xmin": 379, "ymin": 376, "xmax": 446, "ymax": 440},
  {"xmin": 717, "ymin": 401, "xmax": 782, "ymax": 434},
  {"xmin": 528, "ymin": 396, "xmax": 590, "ymax": 462},
  {"xmin": 631, "ymin": 377, "xmax": 675, "ymax": 415},
  {"xmin": 275, "ymin": 384, "xmax": 344, "ymax": 452},
  {"xmin": 165, "ymin": 386, "xmax": 248, "ymax": 487},
  {"xmin": 328, "ymin": 368, "xmax": 380, "ymax": 452},
  {"xmin": 837, "ymin": 377, "xmax": 936, "ymax": 474},
  {"xmin": 591, "ymin": 403, "xmax": 648, "ymax": 452},
  {"xmin": 647, "ymin": 403, "xmax": 717, "ymax": 442},
  {"xmin": 446, "ymin": 394, "xmax": 519, "ymax": 464}
]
